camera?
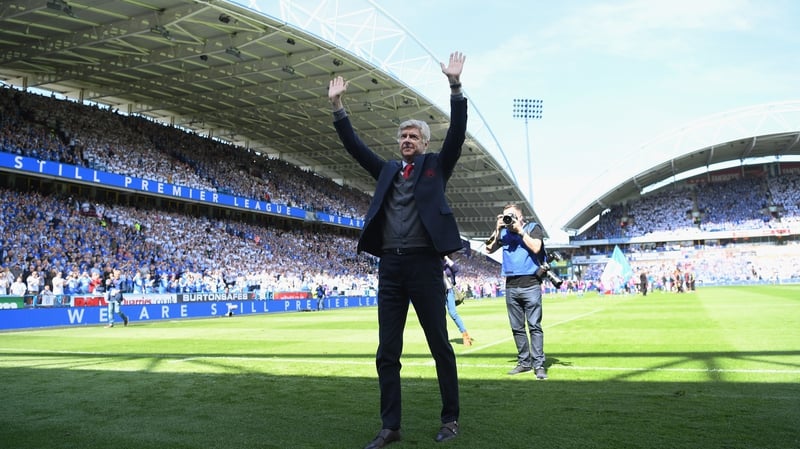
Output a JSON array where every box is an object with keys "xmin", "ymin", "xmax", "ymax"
[
  {"xmin": 484, "ymin": 213, "xmax": 518, "ymax": 246},
  {"xmin": 546, "ymin": 250, "xmax": 562, "ymax": 265},
  {"xmin": 536, "ymin": 251, "xmax": 564, "ymax": 289},
  {"xmin": 502, "ymin": 213, "xmax": 517, "ymax": 227}
]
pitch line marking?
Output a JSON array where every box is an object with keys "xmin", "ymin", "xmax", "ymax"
[
  {"xmin": 173, "ymin": 356, "xmax": 800, "ymax": 375},
  {"xmin": 459, "ymin": 307, "xmax": 608, "ymax": 355},
  {"xmin": 3, "ymin": 348, "xmax": 799, "ymax": 375}
]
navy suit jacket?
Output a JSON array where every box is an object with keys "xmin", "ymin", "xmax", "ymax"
[{"xmin": 334, "ymin": 95, "xmax": 468, "ymax": 257}]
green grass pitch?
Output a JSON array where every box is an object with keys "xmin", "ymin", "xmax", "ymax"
[{"xmin": 0, "ymin": 285, "xmax": 798, "ymax": 448}]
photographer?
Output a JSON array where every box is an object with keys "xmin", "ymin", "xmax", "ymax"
[{"xmin": 485, "ymin": 203, "xmax": 548, "ymax": 379}]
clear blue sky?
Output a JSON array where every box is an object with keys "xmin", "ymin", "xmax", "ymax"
[
  {"xmin": 372, "ymin": 0, "xmax": 800, "ymax": 241},
  {"xmin": 260, "ymin": 1, "xmax": 800, "ymax": 241}
]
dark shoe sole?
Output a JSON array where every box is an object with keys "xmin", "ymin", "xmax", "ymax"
[
  {"xmin": 435, "ymin": 421, "xmax": 459, "ymax": 443},
  {"xmin": 364, "ymin": 429, "xmax": 401, "ymax": 449}
]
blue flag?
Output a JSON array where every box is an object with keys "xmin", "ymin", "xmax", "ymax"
[{"xmin": 600, "ymin": 245, "xmax": 633, "ymax": 291}]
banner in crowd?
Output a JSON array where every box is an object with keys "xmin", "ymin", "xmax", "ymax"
[
  {"xmin": 0, "ymin": 295, "xmax": 378, "ymax": 331},
  {"xmin": 273, "ymin": 291, "xmax": 311, "ymax": 300},
  {"xmin": 177, "ymin": 292, "xmax": 255, "ymax": 302},
  {"xmin": 315, "ymin": 211, "xmax": 365, "ymax": 230},
  {"xmin": 0, "ymin": 296, "xmax": 25, "ymax": 309},
  {"xmin": 1, "ymin": 151, "xmax": 305, "ymax": 219}
]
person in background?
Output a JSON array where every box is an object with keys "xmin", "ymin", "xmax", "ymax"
[
  {"xmin": 639, "ymin": 270, "xmax": 648, "ymax": 296},
  {"xmin": 315, "ymin": 284, "xmax": 326, "ymax": 311},
  {"xmin": 0, "ymin": 268, "xmax": 10, "ymax": 295},
  {"xmin": 39, "ymin": 285, "xmax": 56, "ymax": 307},
  {"xmin": 104, "ymin": 279, "xmax": 129, "ymax": 328},
  {"xmin": 10, "ymin": 275, "xmax": 26, "ymax": 293},
  {"xmin": 51, "ymin": 270, "xmax": 66, "ymax": 306},
  {"xmin": 328, "ymin": 51, "xmax": 467, "ymax": 448},
  {"xmin": 485, "ymin": 203, "xmax": 548, "ymax": 380},
  {"xmin": 443, "ymin": 255, "xmax": 472, "ymax": 347},
  {"xmin": 26, "ymin": 270, "xmax": 41, "ymax": 302}
]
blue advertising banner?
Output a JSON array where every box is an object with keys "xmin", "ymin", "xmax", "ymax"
[
  {"xmin": 0, "ymin": 296, "xmax": 378, "ymax": 331},
  {"xmin": 0, "ymin": 151, "xmax": 304, "ymax": 219},
  {"xmin": 315, "ymin": 211, "xmax": 365, "ymax": 229},
  {"xmin": 1, "ymin": 151, "xmax": 365, "ymax": 229}
]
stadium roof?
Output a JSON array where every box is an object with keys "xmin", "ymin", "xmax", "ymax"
[
  {"xmin": 562, "ymin": 104, "xmax": 800, "ymax": 234},
  {"xmin": 0, "ymin": 0, "xmax": 541, "ymax": 240}
]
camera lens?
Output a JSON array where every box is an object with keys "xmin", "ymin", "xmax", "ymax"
[{"xmin": 502, "ymin": 214, "xmax": 514, "ymax": 225}]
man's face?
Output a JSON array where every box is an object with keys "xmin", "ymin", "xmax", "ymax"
[{"xmin": 398, "ymin": 126, "xmax": 428, "ymax": 160}]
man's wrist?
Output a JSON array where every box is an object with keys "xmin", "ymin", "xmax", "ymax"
[{"xmin": 332, "ymin": 108, "xmax": 347, "ymax": 121}]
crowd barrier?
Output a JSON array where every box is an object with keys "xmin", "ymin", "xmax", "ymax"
[{"xmin": 0, "ymin": 292, "xmax": 378, "ymax": 331}]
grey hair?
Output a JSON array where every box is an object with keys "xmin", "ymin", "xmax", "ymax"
[{"xmin": 397, "ymin": 119, "xmax": 431, "ymax": 143}]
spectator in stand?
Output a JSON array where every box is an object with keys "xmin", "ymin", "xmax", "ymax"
[
  {"xmin": 131, "ymin": 271, "xmax": 144, "ymax": 294},
  {"xmin": 65, "ymin": 271, "xmax": 79, "ymax": 295},
  {"xmin": 77, "ymin": 271, "xmax": 91, "ymax": 294},
  {"xmin": 10, "ymin": 276, "xmax": 27, "ymax": 297},
  {"xmin": 0, "ymin": 267, "xmax": 11, "ymax": 295},
  {"xmin": 26, "ymin": 270, "xmax": 41, "ymax": 300},
  {"xmin": 88, "ymin": 271, "xmax": 103, "ymax": 293},
  {"xmin": 39, "ymin": 285, "xmax": 56, "ymax": 307},
  {"xmin": 51, "ymin": 270, "xmax": 65, "ymax": 305}
]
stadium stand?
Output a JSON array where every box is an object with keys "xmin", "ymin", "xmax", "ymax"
[
  {"xmin": 563, "ymin": 164, "xmax": 800, "ymax": 291},
  {"xmin": 0, "ymin": 88, "xmax": 503, "ymax": 303},
  {"xmin": 0, "ymin": 86, "xmax": 370, "ymax": 219},
  {"xmin": 2, "ymin": 85, "xmax": 798, "ymax": 304},
  {"xmin": 578, "ymin": 170, "xmax": 800, "ymax": 241}
]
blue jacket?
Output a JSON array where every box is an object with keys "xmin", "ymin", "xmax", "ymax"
[
  {"xmin": 500, "ymin": 222, "xmax": 545, "ymax": 277},
  {"xmin": 334, "ymin": 96, "xmax": 468, "ymax": 257}
]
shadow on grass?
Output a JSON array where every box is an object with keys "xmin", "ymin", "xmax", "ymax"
[{"xmin": 1, "ymin": 351, "xmax": 798, "ymax": 449}]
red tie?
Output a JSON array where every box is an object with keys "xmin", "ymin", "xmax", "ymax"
[{"xmin": 402, "ymin": 163, "xmax": 414, "ymax": 179}]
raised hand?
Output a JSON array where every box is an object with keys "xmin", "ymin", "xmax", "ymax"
[
  {"xmin": 328, "ymin": 76, "xmax": 349, "ymax": 109},
  {"xmin": 440, "ymin": 51, "xmax": 465, "ymax": 84}
]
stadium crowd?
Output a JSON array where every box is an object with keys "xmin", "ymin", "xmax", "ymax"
[
  {"xmin": 0, "ymin": 86, "xmax": 505, "ymax": 303},
  {"xmin": 1, "ymin": 86, "xmax": 799, "ymax": 305},
  {"xmin": 0, "ymin": 185, "xmax": 504, "ymax": 304},
  {"xmin": 580, "ymin": 172, "xmax": 800, "ymax": 241},
  {"xmin": 0, "ymin": 85, "xmax": 370, "ymax": 219}
]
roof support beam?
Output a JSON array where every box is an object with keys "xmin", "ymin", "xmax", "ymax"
[{"xmin": 739, "ymin": 136, "xmax": 757, "ymax": 160}]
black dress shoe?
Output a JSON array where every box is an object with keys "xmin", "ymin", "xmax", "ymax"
[
  {"xmin": 434, "ymin": 421, "xmax": 459, "ymax": 443},
  {"xmin": 364, "ymin": 428, "xmax": 401, "ymax": 449}
]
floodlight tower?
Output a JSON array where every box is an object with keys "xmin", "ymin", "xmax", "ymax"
[{"xmin": 512, "ymin": 98, "xmax": 543, "ymax": 208}]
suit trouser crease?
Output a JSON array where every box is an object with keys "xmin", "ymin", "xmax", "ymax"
[{"xmin": 376, "ymin": 252, "xmax": 459, "ymax": 430}]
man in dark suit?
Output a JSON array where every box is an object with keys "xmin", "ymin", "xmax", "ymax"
[{"xmin": 328, "ymin": 51, "xmax": 466, "ymax": 449}]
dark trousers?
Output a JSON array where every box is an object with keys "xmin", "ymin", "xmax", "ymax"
[
  {"xmin": 505, "ymin": 284, "xmax": 545, "ymax": 368},
  {"xmin": 376, "ymin": 251, "xmax": 459, "ymax": 430}
]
